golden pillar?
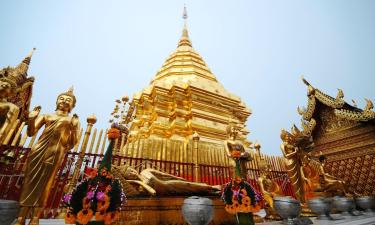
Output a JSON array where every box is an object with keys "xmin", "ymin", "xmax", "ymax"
[
  {"xmin": 67, "ymin": 115, "xmax": 97, "ymax": 192},
  {"xmin": 192, "ymin": 132, "xmax": 200, "ymax": 182}
]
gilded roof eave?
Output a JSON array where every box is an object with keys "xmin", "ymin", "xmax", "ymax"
[{"xmin": 297, "ymin": 78, "xmax": 375, "ymax": 124}]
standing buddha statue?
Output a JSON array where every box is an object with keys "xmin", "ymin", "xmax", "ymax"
[
  {"xmin": 222, "ymin": 124, "xmax": 261, "ymax": 225},
  {"xmin": 14, "ymin": 87, "xmax": 80, "ymax": 225}
]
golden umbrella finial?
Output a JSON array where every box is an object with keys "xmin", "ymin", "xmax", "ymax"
[
  {"xmin": 182, "ymin": 4, "xmax": 188, "ymax": 20},
  {"xmin": 22, "ymin": 47, "xmax": 36, "ymax": 65},
  {"xmin": 178, "ymin": 4, "xmax": 192, "ymax": 47}
]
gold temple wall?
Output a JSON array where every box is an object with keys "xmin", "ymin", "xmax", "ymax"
[{"xmin": 311, "ymin": 104, "xmax": 375, "ymax": 195}]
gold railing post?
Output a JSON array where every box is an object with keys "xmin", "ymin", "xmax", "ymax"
[
  {"xmin": 120, "ymin": 132, "xmax": 126, "ymax": 155},
  {"xmin": 67, "ymin": 115, "xmax": 97, "ymax": 192},
  {"xmin": 192, "ymin": 132, "xmax": 200, "ymax": 182},
  {"xmin": 57, "ymin": 115, "xmax": 96, "ymax": 219}
]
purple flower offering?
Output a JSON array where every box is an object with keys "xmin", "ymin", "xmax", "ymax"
[
  {"xmin": 255, "ymin": 191, "xmax": 263, "ymax": 202},
  {"xmin": 96, "ymin": 191, "xmax": 105, "ymax": 201},
  {"xmin": 63, "ymin": 194, "xmax": 72, "ymax": 203},
  {"xmin": 87, "ymin": 191, "xmax": 95, "ymax": 200}
]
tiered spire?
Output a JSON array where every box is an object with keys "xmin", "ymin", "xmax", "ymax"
[
  {"xmin": 151, "ymin": 6, "xmax": 218, "ymax": 82},
  {"xmin": 16, "ymin": 48, "xmax": 36, "ymax": 76},
  {"xmin": 178, "ymin": 5, "xmax": 192, "ymax": 47}
]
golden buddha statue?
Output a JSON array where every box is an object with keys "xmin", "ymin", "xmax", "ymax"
[
  {"xmin": 317, "ymin": 154, "xmax": 352, "ymax": 196},
  {"xmin": 0, "ymin": 77, "xmax": 20, "ymax": 143},
  {"xmin": 255, "ymin": 144, "xmax": 282, "ymax": 220},
  {"xmin": 111, "ymin": 165, "xmax": 220, "ymax": 197},
  {"xmin": 224, "ymin": 123, "xmax": 251, "ymax": 180},
  {"xmin": 14, "ymin": 87, "xmax": 80, "ymax": 225}
]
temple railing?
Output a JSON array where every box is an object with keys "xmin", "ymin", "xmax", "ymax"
[{"xmin": 0, "ymin": 145, "xmax": 294, "ymax": 218}]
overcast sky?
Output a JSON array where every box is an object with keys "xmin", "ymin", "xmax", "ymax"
[{"xmin": 1, "ymin": 0, "xmax": 374, "ymax": 155}]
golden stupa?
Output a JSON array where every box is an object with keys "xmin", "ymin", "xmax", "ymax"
[{"xmin": 121, "ymin": 9, "xmax": 252, "ymax": 168}]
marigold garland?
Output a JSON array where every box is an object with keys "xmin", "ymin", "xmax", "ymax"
[
  {"xmin": 64, "ymin": 211, "xmax": 76, "ymax": 224},
  {"xmin": 76, "ymin": 208, "xmax": 94, "ymax": 225},
  {"xmin": 107, "ymin": 127, "xmax": 120, "ymax": 140}
]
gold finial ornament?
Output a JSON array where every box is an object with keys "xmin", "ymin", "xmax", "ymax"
[
  {"xmin": 20, "ymin": 48, "xmax": 36, "ymax": 66},
  {"xmin": 178, "ymin": 5, "xmax": 192, "ymax": 47},
  {"xmin": 182, "ymin": 4, "xmax": 188, "ymax": 20},
  {"xmin": 87, "ymin": 114, "xmax": 97, "ymax": 125},
  {"xmin": 122, "ymin": 95, "xmax": 129, "ymax": 103}
]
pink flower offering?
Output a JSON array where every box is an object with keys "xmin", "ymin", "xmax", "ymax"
[
  {"xmin": 63, "ymin": 194, "xmax": 72, "ymax": 203},
  {"xmin": 96, "ymin": 191, "xmax": 105, "ymax": 201},
  {"xmin": 87, "ymin": 191, "xmax": 95, "ymax": 200}
]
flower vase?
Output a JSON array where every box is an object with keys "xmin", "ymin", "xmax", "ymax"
[{"xmin": 236, "ymin": 212, "xmax": 254, "ymax": 225}]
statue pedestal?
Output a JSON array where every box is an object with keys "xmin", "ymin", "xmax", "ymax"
[{"xmin": 120, "ymin": 196, "xmax": 237, "ymax": 225}]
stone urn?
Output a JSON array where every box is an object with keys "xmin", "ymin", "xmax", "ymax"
[
  {"xmin": 308, "ymin": 197, "xmax": 332, "ymax": 220},
  {"xmin": 274, "ymin": 196, "xmax": 301, "ymax": 225},
  {"xmin": 182, "ymin": 196, "xmax": 214, "ymax": 225},
  {"xmin": 0, "ymin": 199, "xmax": 19, "ymax": 225},
  {"xmin": 356, "ymin": 196, "xmax": 375, "ymax": 214},
  {"xmin": 333, "ymin": 196, "xmax": 355, "ymax": 216}
]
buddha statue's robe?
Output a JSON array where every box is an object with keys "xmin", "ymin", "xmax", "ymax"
[{"xmin": 19, "ymin": 114, "xmax": 77, "ymax": 207}]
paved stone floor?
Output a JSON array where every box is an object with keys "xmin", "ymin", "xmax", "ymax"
[
  {"xmin": 19, "ymin": 213, "xmax": 375, "ymax": 225},
  {"xmin": 257, "ymin": 213, "xmax": 375, "ymax": 225}
]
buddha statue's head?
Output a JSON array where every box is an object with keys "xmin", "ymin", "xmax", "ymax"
[
  {"xmin": 0, "ymin": 77, "xmax": 17, "ymax": 99},
  {"xmin": 227, "ymin": 123, "xmax": 239, "ymax": 140},
  {"xmin": 123, "ymin": 165, "xmax": 140, "ymax": 180},
  {"xmin": 56, "ymin": 87, "xmax": 76, "ymax": 113}
]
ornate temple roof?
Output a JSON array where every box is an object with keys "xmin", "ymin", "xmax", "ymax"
[
  {"xmin": 298, "ymin": 78, "xmax": 375, "ymax": 123},
  {"xmin": 0, "ymin": 48, "xmax": 35, "ymax": 121}
]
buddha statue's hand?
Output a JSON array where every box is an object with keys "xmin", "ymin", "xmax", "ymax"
[
  {"xmin": 71, "ymin": 113, "xmax": 79, "ymax": 129},
  {"xmin": 29, "ymin": 106, "xmax": 41, "ymax": 120}
]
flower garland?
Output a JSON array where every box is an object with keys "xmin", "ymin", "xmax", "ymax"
[
  {"xmin": 63, "ymin": 167, "xmax": 125, "ymax": 225},
  {"xmin": 64, "ymin": 127, "xmax": 126, "ymax": 225},
  {"xmin": 222, "ymin": 179, "xmax": 262, "ymax": 215}
]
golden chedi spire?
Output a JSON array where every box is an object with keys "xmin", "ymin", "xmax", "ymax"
[
  {"xmin": 151, "ymin": 6, "xmax": 218, "ymax": 84},
  {"xmin": 130, "ymin": 6, "xmax": 251, "ymax": 145}
]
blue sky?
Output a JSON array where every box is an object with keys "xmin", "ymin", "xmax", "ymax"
[{"xmin": 1, "ymin": 0, "xmax": 374, "ymax": 155}]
